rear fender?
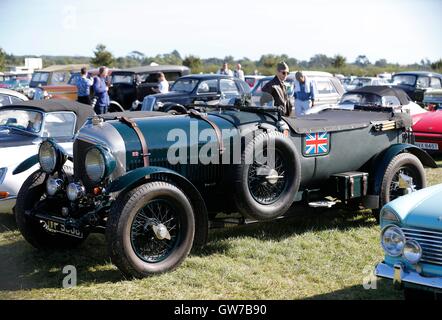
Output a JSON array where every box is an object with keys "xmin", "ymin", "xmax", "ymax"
[
  {"xmin": 369, "ymin": 143, "xmax": 437, "ymax": 195},
  {"xmin": 106, "ymin": 166, "xmax": 208, "ymax": 247}
]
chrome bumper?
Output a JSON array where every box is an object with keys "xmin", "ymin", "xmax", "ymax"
[
  {"xmin": 0, "ymin": 195, "xmax": 17, "ymax": 213},
  {"xmin": 375, "ymin": 262, "xmax": 442, "ymax": 290}
]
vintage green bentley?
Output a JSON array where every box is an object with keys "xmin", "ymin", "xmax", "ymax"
[{"xmin": 13, "ymin": 96, "xmax": 437, "ymax": 278}]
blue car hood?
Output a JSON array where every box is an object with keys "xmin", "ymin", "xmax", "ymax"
[{"xmin": 387, "ymin": 184, "xmax": 442, "ymax": 230}]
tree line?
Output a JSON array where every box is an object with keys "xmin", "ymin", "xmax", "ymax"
[{"xmin": 1, "ymin": 44, "xmax": 441, "ymax": 76}]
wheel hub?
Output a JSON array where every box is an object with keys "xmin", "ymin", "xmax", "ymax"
[
  {"xmin": 265, "ymin": 168, "xmax": 284, "ymax": 185},
  {"xmin": 152, "ymin": 223, "xmax": 171, "ymax": 240}
]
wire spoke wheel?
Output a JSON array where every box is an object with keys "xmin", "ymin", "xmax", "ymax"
[
  {"xmin": 247, "ymin": 149, "xmax": 288, "ymax": 205},
  {"xmin": 130, "ymin": 198, "xmax": 181, "ymax": 263},
  {"xmin": 389, "ymin": 166, "xmax": 421, "ymax": 202}
]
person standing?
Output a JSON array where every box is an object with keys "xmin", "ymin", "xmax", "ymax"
[
  {"xmin": 217, "ymin": 62, "xmax": 233, "ymax": 76},
  {"xmin": 157, "ymin": 72, "xmax": 169, "ymax": 93},
  {"xmin": 76, "ymin": 67, "xmax": 93, "ymax": 105},
  {"xmin": 261, "ymin": 61, "xmax": 293, "ymax": 116},
  {"xmin": 293, "ymin": 71, "xmax": 315, "ymax": 117},
  {"xmin": 93, "ymin": 66, "xmax": 110, "ymax": 114},
  {"xmin": 233, "ymin": 63, "xmax": 245, "ymax": 81}
]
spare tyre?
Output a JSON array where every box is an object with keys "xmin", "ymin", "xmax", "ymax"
[{"xmin": 233, "ymin": 130, "xmax": 301, "ymax": 220}]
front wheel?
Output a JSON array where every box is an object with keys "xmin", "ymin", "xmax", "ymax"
[{"xmin": 106, "ymin": 181, "xmax": 196, "ymax": 278}]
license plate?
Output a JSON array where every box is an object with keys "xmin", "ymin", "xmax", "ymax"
[
  {"xmin": 415, "ymin": 142, "xmax": 439, "ymax": 150},
  {"xmin": 41, "ymin": 219, "xmax": 84, "ymax": 238}
]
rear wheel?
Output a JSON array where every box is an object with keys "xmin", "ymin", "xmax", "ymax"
[
  {"xmin": 373, "ymin": 153, "xmax": 426, "ymax": 223},
  {"xmin": 106, "ymin": 181, "xmax": 196, "ymax": 278}
]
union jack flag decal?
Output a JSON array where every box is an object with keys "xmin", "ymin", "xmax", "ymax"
[{"xmin": 303, "ymin": 132, "xmax": 330, "ymax": 156}]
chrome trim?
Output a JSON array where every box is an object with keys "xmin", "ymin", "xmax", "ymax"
[
  {"xmin": 375, "ymin": 262, "xmax": 442, "ymax": 290},
  {"xmin": 402, "ymin": 227, "xmax": 442, "ymax": 266},
  {"xmin": 0, "ymin": 195, "xmax": 17, "ymax": 201}
]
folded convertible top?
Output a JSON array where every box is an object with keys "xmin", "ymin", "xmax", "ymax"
[{"xmin": 284, "ymin": 109, "xmax": 412, "ymax": 134}]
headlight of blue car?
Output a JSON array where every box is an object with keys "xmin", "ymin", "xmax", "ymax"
[
  {"xmin": 84, "ymin": 146, "xmax": 116, "ymax": 184},
  {"xmin": 381, "ymin": 225, "xmax": 405, "ymax": 257},
  {"xmin": 39, "ymin": 140, "xmax": 67, "ymax": 174}
]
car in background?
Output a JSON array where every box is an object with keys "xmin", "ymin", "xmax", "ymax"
[
  {"xmin": 306, "ymin": 86, "xmax": 427, "ymax": 116},
  {"xmin": 27, "ymin": 64, "xmax": 89, "ymax": 99},
  {"xmin": 344, "ymin": 77, "xmax": 390, "ymax": 91},
  {"xmin": 412, "ymin": 107, "xmax": 442, "ymax": 153},
  {"xmin": 109, "ymin": 65, "xmax": 190, "ymax": 111},
  {"xmin": 423, "ymin": 89, "xmax": 442, "ymax": 111},
  {"xmin": 289, "ymin": 71, "xmax": 345, "ymax": 106},
  {"xmin": 0, "ymin": 100, "xmax": 95, "ymax": 214},
  {"xmin": 140, "ymin": 74, "xmax": 250, "ymax": 113},
  {"xmin": 375, "ymin": 184, "xmax": 442, "ymax": 300},
  {"xmin": 33, "ymin": 68, "xmax": 117, "ymax": 103},
  {"xmin": 244, "ymin": 75, "xmax": 265, "ymax": 89},
  {"xmin": 391, "ymin": 71, "xmax": 442, "ymax": 104},
  {"xmin": 0, "ymin": 88, "xmax": 28, "ymax": 107}
]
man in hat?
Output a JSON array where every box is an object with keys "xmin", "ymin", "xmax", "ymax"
[
  {"xmin": 261, "ymin": 61, "xmax": 293, "ymax": 116},
  {"xmin": 293, "ymin": 71, "xmax": 315, "ymax": 117}
]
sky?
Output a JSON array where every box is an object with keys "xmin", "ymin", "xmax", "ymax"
[{"xmin": 0, "ymin": 0, "xmax": 441, "ymax": 64}]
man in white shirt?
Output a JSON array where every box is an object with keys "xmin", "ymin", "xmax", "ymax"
[
  {"xmin": 234, "ymin": 63, "xmax": 245, "ymax": 81},
  {"xmin": 157, "ymin": 72, "xmax": 169, "ymax": 93},
  {"xmin": 217, "ymin": 62, "xmax": 233, "ymax": 76}
]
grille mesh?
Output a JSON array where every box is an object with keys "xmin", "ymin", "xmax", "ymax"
[{"xmin": 402, "ymin": 227, "xmax": 442, "ymax": 266}]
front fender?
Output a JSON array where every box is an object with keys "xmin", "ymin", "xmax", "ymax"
[
  {"xmin": 370, "ymin": 143, "xmax": 437, "ymax": 195},
  {"xmin": 107, "ymin": 166, "xmax": 208, "ymax": 247}
]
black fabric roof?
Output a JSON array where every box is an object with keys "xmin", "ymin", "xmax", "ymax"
[
  {"xmin": 345, "ymin": 86, "xmax": 411, "ymax": 105},
  {"xmin": 115, "ymin": 65, "xmax": 190, "ymax": 74},
  {"xmin": 1, "ymin": 99, "xmax": 96, "ymax": 132},
  {"xmin": 284, "ymin": 109, "xmax": 411, "ymax": 134}
]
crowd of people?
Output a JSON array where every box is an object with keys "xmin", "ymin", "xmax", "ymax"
[{"xmin": 77, "ymin": 61, "xmax": 315, "ymax": 117}]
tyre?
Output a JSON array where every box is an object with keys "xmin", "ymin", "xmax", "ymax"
[
  {"xmin": 106, "ymin": 181, "xmax": 196, "ymax": 278},
  {"xmin": 233, "ymin": 131, "xmax": 301, "ymax": 220},
  {"xmin": 15, "ymin": 169, "xmax": 87, "ymax": 249},
  {"xmin": 373, "ymin": 153, "xmax": 426, "ymax": 223}
]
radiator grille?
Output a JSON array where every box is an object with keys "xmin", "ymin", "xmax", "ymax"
[{"xmin": 402, "ymin": 227, "xmax": 442, "ymax": 266}]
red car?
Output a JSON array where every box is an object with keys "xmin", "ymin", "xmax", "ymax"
[{"xmin": 413, "ymin": 109, "xmax": 442, "ymax": 153}]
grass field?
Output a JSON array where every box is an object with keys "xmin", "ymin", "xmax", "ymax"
[{"xmin": 1, "ymin": 157, "xmax": 441, "ymax": 300}]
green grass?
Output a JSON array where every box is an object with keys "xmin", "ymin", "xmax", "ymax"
[{"xmin": 1, "ymin": 157, "xmax": 441, "ymax": 300}]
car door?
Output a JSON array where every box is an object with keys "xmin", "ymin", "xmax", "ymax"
[
  {"xmin": 313, "ymin": 78, "xmax": 341, "ymax": 105},
  {"xmin": 192, "ymin": 79, "xmax": 220, "ymax": 103}
]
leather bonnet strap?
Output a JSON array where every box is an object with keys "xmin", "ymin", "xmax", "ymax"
[
  {"xmin": 187, "ymin": 109, "xmax": 225, "ymax": 155},
  {"xmin": 118, "ymin": 116, "xmax": 150, "ymax": 167}
]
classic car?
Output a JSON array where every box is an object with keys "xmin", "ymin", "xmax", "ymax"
[
  {"xmin": 391, "ymin": 71, "xmax": 442, "ymax": 104},
  {"xmin": 0, "ymin": 88, "xmax": 28, "ymax": 107},
  {"xmin": 33, "ymin": 68, "xmax": 117, "ymax": 103},
  {"xmin": 423, "ymin": 89, "xmax": 442, "ymax": 111},
  {"xmin": 109, "ymin": 65, "xmax": 191, "ymax": 111},
  {"xmin": 412, "ymin": 108, "xmax": 442, "ymax": 153},
  {"xmin": 0, "ymin": 100, "xmax": 95, "ymax": 214},
  {"xmin": 28, "ymin": 64, "xmax": 89, "ymax": 99},
  {"xmin": 140, "ymin": 74, "xmax": 251, "ymax": 113},
  {"xmin": 289, "ymin": 71, "xmax": 345, "ymax": 106},
  {"xmin": 244, "ymin": 75, "xmax": 265, "ymax": 89},
  {"xmin": 344, "ymin": 77, "xmax": 390, "ymax": 91},
  {"xmin": 306, "ymin": 86, "xmax": 427, "ymax": 116},
  {"xmin": 374, "ymin": 183, "xmax": 442, "ymax": 300},
  {"xmin": 13, "ymin": 93, "xmax": 437, "ymax": 278}
]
